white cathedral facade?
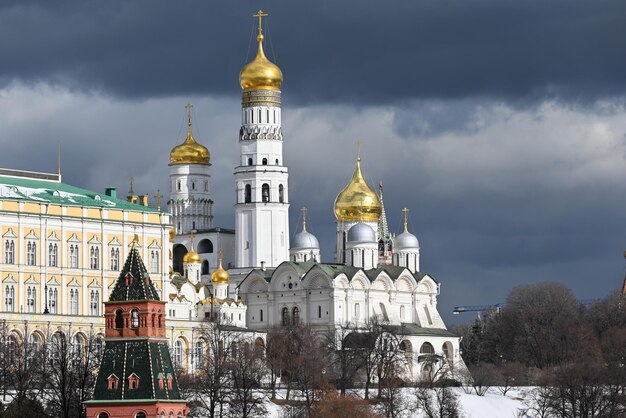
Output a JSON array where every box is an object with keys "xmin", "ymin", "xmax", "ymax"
[{"xmin": 165, "ymin": 15, "xmax": 465, "ymax": 378}]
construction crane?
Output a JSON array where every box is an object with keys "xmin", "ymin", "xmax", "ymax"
[{"xmin": 453, "ymin": 299, "xmax": 598, "ymax": 318}]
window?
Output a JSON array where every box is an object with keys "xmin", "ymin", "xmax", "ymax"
[
  {"xmin": 128, "ymin": 374, "xmax": 139, "ymax": 390},
  {"xmin": 90, "ymin": 290, "xmax": 100, "ymax": 316},
  {"xmin": 201, "ymin": 260, "xmax": 209, "ymax": 275},
  {"xmin": 48, "ymin": 287, "xmax": 58, "ymax": 314},
  {"xmin": 177, "ymin": 181, "xmax": 181, "ymax": 191},
  {"xmin": 173, "ymin": 340, "xmax": 183, "ymax": 368},
  {"xmin": 262, "ymin": 158, "xmax": 268, "ymax": 165},
  {"xmin": 318, "ymin": 305, "xmax": 322, "ymax": 318},
  {"xmin": 420, "ymin": 342, "xmax": 435, "ymax": 354},
  {"xmin": 110, "ymin": 247, "xmax": 120, "ymax": 271},
  {"xmin": 244, "ymin": 184, "xmax": 251, "ymax": 203},
  {"xmin": 48, "ymin": 243, "xmax": 58, "ymax": 267},
  {"xmin": 27, "ymin": 286, "xmax": 36, "ymax": 313},
  {"xmin": 71, "ymin": 334, "xmax": 85, "ymax": 365},
  {"xmin": 293, "ymin": 307, "xmax": 300, "ymax": 324},
  {"xmin": 69, "ymin": 289, "xmax": 79, "ymax": 315},
  {"xmin": 94, "ymin": 336, "xmax": 104, "ymax": 359},
  {"xmin": 275, "ymin": 158, "xmax": 279, "ymax": 165},
  {"xmin": 262, "ymin": 183, "xmax": 270, "ymax": 203},
  {"xmin": 69, "ymin": 244, "xmax": 79, "ymax": 268},
  {"xmin": 4, "ymin": 240, "xmax": 14, "ymax": 264},
  {"xmin": 354, "ymin": 303, "xmax": 360, "ymax": 319},
  {"xmin": 150, "ymin": 250, "xmax": 159, "ymax": 273},
  {"xmin": 115, "ymin": 309, "xmax": 124, "ymax": 328},
  {"xmin": 27, "ymin": 241, "xmax": 37, "ymax": 265},
  {"xmin": 423, "ymin": 305, "xmax": 433, "ymax": 325},
  {"xmin": 204, "ymin": 181, "xmax": 208, "ymax": 192},
  {"xmin": 400, "ymin": 305, "xmax": 405, "ymax": 320},
  {"xmin": 135, "ymin": 412, "xmax": 147, "ymax": 418},
  {"xmin": 90, "ymin": 246, "xmax": 100, "ymax": 269},
  {"xmin": 194, "ymin": 340, "xmax": 204, "ymax": 370},
  {"xmin": 279, "ymin": 184, "xmax": 284, "ymax": 203},
  {"xmin": 99, "ymin": 413, "xmax": 110, "ymax": 418},
  {"xmin": 281, "ymin": 307, "xmax": 289, "ymax": 326},
  {"xmin": 248, "ymin": 158, "xmax": 253, "ymax": 166},
  {"xmin": 5, "ymin": 285, "xmax": 14, "ymax": 312},
  {"xmin": 131, "ymin": 309, "xmax": 139, "ymax": 328},
  {"xmin": 260, "ymin": 309, "xmax": 263, "ymax": 322},
  {"xmin": 192, "ymin": 182, "xmax": 195, "ymax": 190}
]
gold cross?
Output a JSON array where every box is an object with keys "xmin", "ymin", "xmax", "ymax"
[
  {"xmin": 189, "ymin": 231, "xmax": 195, "ymax": 250},
  {"xmin": 132, "ymin": 225, "xmax": 139, "ymax": 244},
  {"xmin": 356, "ymin": 139, "xmax": 362, "ymax": 161},
  {"xmin": 154, "ymin": 189, "xmax": 163, "ymax": 211},
  {"xmin": 402, "ymin": 208, "xmax": 409, "ymax": 232},
  {"xmin": 129, "ymin": 176, "xmax": 134, "ymax": 194},
  {"xmin": 185, "ymin": 102, "xmax": 193, "ymax": 132},
  {"xmin": 253, "ymin": 10, "xmax": 268, "ymax": 35},
  {"xmin": 301, "ymin": 207, "xmax": 308, "ymax": 232}
]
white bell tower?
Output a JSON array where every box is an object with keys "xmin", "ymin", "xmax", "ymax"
[{"xmin": 234, "ymin": 10, "xmax": 289, "ymax": 268}]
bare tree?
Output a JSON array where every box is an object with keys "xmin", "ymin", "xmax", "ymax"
[
  {"xmin": 228, "ymin": 340, "xmax": 267, "ymax": 418},
  {"xmin": 187, "ymin": 317, "xmax": 236, "ymax": 418},
  {"xmin": 415, "ymin": 386, "xmax": 463, "ymax": 418},
  {"xmin": 323, "ymin": 323, "xmax": 364, "ymax": 396},
  {"xmin": 46, "ymin": 325, "xmax": 103, "ymax": 418},
  {"xmin": 496, "ymin": 361, "xmax": 526, "ymax": 396}
]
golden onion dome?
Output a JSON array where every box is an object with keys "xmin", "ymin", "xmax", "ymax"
[
  {"xmin": 169, "ymin": 103, "xmax": 210, "ymax": 165},
  {"xmin": 182, "ymin": 249, "xmax": 200, "ymax": 264},
  {"xmin": 239, "ymin": 32, "xmax": 283, "ymax": 91},
  {"xmin": 334, "ymin": 155, "xmax": 382, "ymax": 222},
  {"xmin": 211, "ymin": 257, "xmax": 230, "ymax": 285}
]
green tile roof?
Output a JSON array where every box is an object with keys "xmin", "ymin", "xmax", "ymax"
[
  {"xmin": 109, "ymin": 245, "xmax": 160, "ymax": 302},
  {"xmin": 0, "ymin": 174, "xmax": 159, "ymax": 212}
]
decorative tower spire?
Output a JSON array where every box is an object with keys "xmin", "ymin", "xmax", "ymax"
[{"xmin": 378, "ymin": 182, "xmax": 390, "ymax": 241}]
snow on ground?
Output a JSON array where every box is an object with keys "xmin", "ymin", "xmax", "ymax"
[{"xmin": 265, "ymin": 387, "xmax": 530, "ymax": 418}]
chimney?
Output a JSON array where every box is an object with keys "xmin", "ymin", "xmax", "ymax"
[{"xmin": 104, "ymin": 187, "xmax": 117, "ymax": 198}]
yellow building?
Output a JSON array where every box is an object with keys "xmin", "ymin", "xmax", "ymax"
[{"xmin": 0, "ymin": 167, "xmax": 169, "ymax": 353}]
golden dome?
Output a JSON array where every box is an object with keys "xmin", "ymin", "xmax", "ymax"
[
  {"xmin": 239, "ymin": 32, "xmax": 283, "ymax": 91},
  {"xmin": 334, "ymin": 156, "xmax": 382, "ymax": 222},
  {"xmin": 169, "ymin": 227, "xmax": 176, "ymax": 241},
  {"xmin": 183, "ymin": 249, "xmax": 200, "ymax": 264},
  {"xmin": 212, "ymin": 257, "xmax": 230, "ymax": 285},
  {"xmin": 169, "ymin": 103, "xmax": 210, "ymax": 165}
]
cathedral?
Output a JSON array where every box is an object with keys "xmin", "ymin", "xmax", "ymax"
[{"xmin": 0, "ymin": 11, "xmax": 463, "ymax": 382}]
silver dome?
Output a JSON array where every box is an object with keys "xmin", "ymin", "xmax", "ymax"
[
  {"xmin": 291, "ymin": 231, "xmax": 320, "ymax": 249},
  {"xmin": 347, "ymin": 223, "xmax": 376, "ymax": 243},
  {"xmin": 395, "ymin": 231, "xmax": 419, "ymax": 249}
]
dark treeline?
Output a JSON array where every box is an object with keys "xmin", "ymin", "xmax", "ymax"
[{"xmin": 452, "ymin": 282, "xmax": 626, "ymax": 417}]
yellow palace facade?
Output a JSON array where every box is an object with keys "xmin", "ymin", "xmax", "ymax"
[{"xmin": 0, "ymin": 167, "xmax": 171, "ymax": 351}]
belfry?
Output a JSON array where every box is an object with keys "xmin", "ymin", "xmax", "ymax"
[{"xmin": 85, "ymin": 238, "xmax": 187, "ymax": 418}]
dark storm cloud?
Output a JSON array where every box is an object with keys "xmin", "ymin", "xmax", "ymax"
[{"xmin": 0, "ymin": 0, "xmax": 625, "ymax": 104}]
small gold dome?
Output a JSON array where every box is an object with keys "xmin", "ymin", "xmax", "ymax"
[
  {"xmin": 212, "ymin": 258, "xmax": 230, "ymax": 285},
  {"xmin": 334, "ymin": 156, "xmax": 382, "ymax": 222},
  {"xmin": 183, "ymin": 249, "xmax": 200, "ymax": 264},
  {"xmin": 169, "ymin": 131, "xmax": 210, "ymax": 165},
  {"xmin": 239, "ymin": 34, "xmax": 283, "ymax": 91},
  {"xmin": 170, "ymin": 103, "xmax": 210, "ymax": 165},
  {"xmin": 169, "ymin": 227, "xmax": 176, "ymax": 241}
]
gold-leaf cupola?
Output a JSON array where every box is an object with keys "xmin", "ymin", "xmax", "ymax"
[
  {"xmin": 182, "ymin": 232, "xmax": 201, "ymax": 264},
  {"xmin": 169, "ymin": 102, "xmax": 210, "ymax": 165},
  {"xmin": 239, "ymin": 10, "xmax": 283, "ymax": 91},
  {"xmin": 334, "ymin": 145, "xmax": 382, "ymax": 222},
  {"xmin": 211, "ymin": 251, "xmax": 230, "ymax": 285}
]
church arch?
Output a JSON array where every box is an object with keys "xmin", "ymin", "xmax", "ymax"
[
  {"xmin": 442, "ymin": 341, "xmax": 453, "ymax": 363},
  {"xmin": 197, "ymin": 239, "xmax": 213, "ymax": 254},
  {"xmin": 172, "ymin": 244, "xmax": 188, "ymax": 274},
  {"xmin": 262, "ymin": 183, "xmax": 270, "ymax": 203},
  {"xmin": 262, "ymin": 158, "xmax": 268, "ymax": 165},
  {"xmin": 245, "ymin": 184, "xmax": 252, "ymax": 203}
]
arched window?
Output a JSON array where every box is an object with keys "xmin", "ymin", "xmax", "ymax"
[
  {"xmin": 423, "ymin": 305, "xmax": 433, "ymax": 325},
  {"xmin": 90, "ymin": 246, "xmax": 100, "ymax": 269},
  {"xmin": 400, "ymin": 305, "xmax": 406, "ymax": 320},
  {"xmin": 131, "ymin": 309, "xmax": 139, "ymax": 328},
  {"xmin": 115, "ymin": 309, "xmax": 124, "ymax": 329},
  {"xmin": 173, "ymin": 340, "xmax": 184, "ymax": 368},
  {"xmin": 245, "ymin": 184, "xmax": 251, "ymax": 203},
  {"xmin": 49, "ymin": 243, "xmax": 58, "ymax": 267},
  {"xmin": 262, "ymin": 184, "xmax": 270, "ymax": 203},
  {"xmin": 27, "ymin": 241, "xmax": 37, "ymax": 265},
  {"xmin": 5, "ymin": 240, "xmax": 15, "ymax": 264},
  {"xmin": 135, "ymin": 413, "xmax": 146, "ymax": 418},
  {"xmin": 98, "ymin": 413, "xmax": 110, "ymax": 418},
  {"xmin": 69, "ymin": 245, "xmax": 79, "ymax": 268},
  {"xmin": 192, "ymin": 181, "xmax": 195, "ymax": 190},
  {"xmin": 318, "ymin": 305, "xmax": 322, "ymax": 318},
  {"xmin": 194, "ymin": 340, "xmax": 204, "ymax": 370},
  {"xmin": 281, "ymin": 307, "xmax": 289, "ymax": 326},
  {"xmin": 69, "ymin": 289, "xmax": 79, "ymax": 315},
  {"xmin": 442, "ymin": 342, "xmax": 453, "ymax": 363},
  {"xmin": 198, "ymin": 239, "xmax": 213, "ymax": 253},
  {"xmin": 89, "ymin": 290, "xmax": 100, "ymax": 316},
  {"xmin": 27, "ymin": 286, "xmax": 36, "ymax": 313},
  {"xmin": 354, "ymin": 303, "xmax": 360, "ymax": 319},
  {"xmin": 4, "ymin": 285, "xmax": 15, "ymax": 312},
  {"xmin": 48, "ymin": 287, "xmax": 58, "ymax": 313},
  {"xmin": 292, "ymin": 307, "xmax": 300, "ymax": 324},
  {"xmin": 262, "ymin": 158, "xmax": 268, "ymax": 165},
  {"xmin": 275, "ymin": 158, "xmax": 279, "ymax": 165},
  {"xmin": 150, "ymin": 250, "xmax": 159, "ymax": 273},
  {"xmin": 248, "ymin": 157, "xmax": 253, "ymax": 166},
  {"xmin": 278, "ymin": 184, "xmax": 284, "ymax": 203},
  {"xmin": 260, "ymin": 309, "xmax": 264, "ymax": 322},
  {"xmin": 110, "ymin": 247, "xmax": 120, "ymax": 271},
  {"xmin": 201, "ymin": 260, "xmax": 209, "ymax": 275},
  {"xmin": 177, "ymin": 181, "xmax": 181, "ymax": 191},
  {"xmin": 420, "ymin": 342, "xmax": 435, "ymax": 354}
]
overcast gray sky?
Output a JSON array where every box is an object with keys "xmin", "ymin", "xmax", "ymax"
[{"xmin": 1, "ymin": 1, "xmax": 625, "ymax": 324}]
